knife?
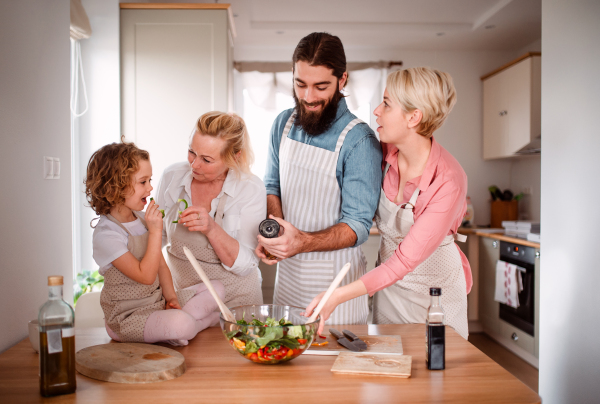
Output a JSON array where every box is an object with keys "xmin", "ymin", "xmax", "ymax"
[
  {"xmin": 329, "ymin": 328, "xmax": 362, "ymax": 352},
  {"xmin": 342, "ymin": 329, "xmax": 368, "ymax": 351}
]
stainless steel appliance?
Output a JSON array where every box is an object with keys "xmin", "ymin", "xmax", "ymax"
[{"xmin": 499, "ymin": 241, "xmax": 535, "ymax": 336}]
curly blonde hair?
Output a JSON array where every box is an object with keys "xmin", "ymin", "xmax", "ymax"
[
  {"xmin": 386, "ymin": 67, "xmax": 457, "ymax": 138},
  {"xmin": 193, "ymin": 111, "xmax": 254, "ymax": 175},
  {"xmin": 85, "ymin": 139, "xmax": 150, "ymax": 216}
]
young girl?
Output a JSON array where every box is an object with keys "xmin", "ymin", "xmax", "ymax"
[{"xmin": 86, "ymin": 140, "xmax": 225, "ymax": 346}]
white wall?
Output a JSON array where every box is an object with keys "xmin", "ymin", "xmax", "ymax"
[
  {"xmin": 539, "ymin": 1, "xmax": 600, "ymax": 402},
  {"xmin": 236, "ymin": 45, "xmax": 517, "ymax": 226},
  {"xmin": 0, "ymin": 0, "xmax": 72, "ymax": 353}
]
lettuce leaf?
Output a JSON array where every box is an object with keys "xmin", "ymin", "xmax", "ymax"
[
  {"xmin": 256, "ymin": 327, "xmax": 284, "ymax": 347},
  {"xmin": 286, "ymin": 325, "xmax": 303, "ymax": 339}
]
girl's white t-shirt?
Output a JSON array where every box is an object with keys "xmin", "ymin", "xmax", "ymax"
[{"xmin": 92, "ymin": 213, "xmax": 147, "ymax": 275}]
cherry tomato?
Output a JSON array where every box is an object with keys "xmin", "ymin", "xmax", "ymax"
[{"xmin": 298, "ymin": 339, "xmax": 307, "ymax": 345}]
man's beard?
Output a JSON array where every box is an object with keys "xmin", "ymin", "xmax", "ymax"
[{"xmin": 293, "ymin": 89, "xmax": 344, "ymax": 136}]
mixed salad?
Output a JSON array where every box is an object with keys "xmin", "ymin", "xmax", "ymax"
[{"xmin": 224, "ymin": 315, "xmax": 315, "ymax": 364}]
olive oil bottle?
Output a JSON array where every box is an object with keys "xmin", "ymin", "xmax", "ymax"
[{"xmin": 39, "ymin": 276, "xmax": 76, "ymax": 397}]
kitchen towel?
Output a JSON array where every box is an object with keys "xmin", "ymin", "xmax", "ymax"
[{"xmin": 494, "ymin": 260, "xmax": 524, "ymax": 308}]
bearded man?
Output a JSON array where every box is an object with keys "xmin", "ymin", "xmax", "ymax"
[{"xmin": 256, "ymin": 32, "xmax": 382, "ymax": 325}]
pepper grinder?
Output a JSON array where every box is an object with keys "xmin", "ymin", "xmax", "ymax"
[{"xmin": 258, "ymin": 219, "xmax": 280, "ymax": 260}]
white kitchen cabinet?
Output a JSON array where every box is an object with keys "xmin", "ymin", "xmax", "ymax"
[
  {"xmin": 482, "ymin": 53, "xmax": 541, "ymax": 160},
  {"xmin": 120, "ymin": 4, "xmax": 235, "ymax": 182}
]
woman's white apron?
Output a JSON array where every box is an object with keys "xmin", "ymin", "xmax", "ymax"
[
  {"xmin": 273, "ymin": 112, "xmax": 369, "ymax": 325},
  {"xmin": 372, "ymin": 164, "xmax": 469, "ymax": 339}
]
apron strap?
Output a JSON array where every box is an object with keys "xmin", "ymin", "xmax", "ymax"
[
  {"xmin": 401, "ymin": 187, "xmax": 420, "ymax": 210},
  {"xmin": 280, "ymin": 111, "xmax": 297, "ymax": 151},
  {"xmin": 105, "ymin": 214, "xmax": 134, "ymax": 236},
  {"xmin": 382, "ymin": 163, "xmax": 391, "ymax": 186},
  {"xmin": 454, "ymin": 233, "xmax": 467, "ymax": 243},
  {"xmin": 334, "ymin": 118, "xmax": 363, "ymax": 153}
]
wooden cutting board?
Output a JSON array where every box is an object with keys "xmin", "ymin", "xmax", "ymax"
[
  {"xmin": 304, "ymin": 334, "xmax": 403, "ymax": 356},
  {"xmin": 76, "ymin": 343, "xmax": 185, "ymax": 384},
  {"xmin": 331, "ymin": 352, "xmax": 412, "ymax": 378}
]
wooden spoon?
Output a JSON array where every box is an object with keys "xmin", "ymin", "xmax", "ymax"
[
  {"xmin": 182, "ymin": 246, "xmax": 235, "ymax": 323},
  {"xmin": 307, "ymin": 262, "xmax": 351, "ymax": 323}
]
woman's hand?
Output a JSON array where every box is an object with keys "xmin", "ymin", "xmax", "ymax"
[
  {"xmin": 179, "ymin": 206, "xmax": 216, "ymax": 235},
  {"xmin": 166, "ymin": 298, "xmax": 182, "ymax": 310},
  {"xmin": 145, "ymin": 199, "xmax": 163, "ymax": 234},
  {"xmin": 254, "ymin": 243, "xmax": 280, "ymax": 265},
  {"xmin": 304, "ymin": 290, "xmax": 341, "ymax": 336}
]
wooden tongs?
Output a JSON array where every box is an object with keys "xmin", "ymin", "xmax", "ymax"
[{"xmin": 182, "ymin": 246, "xmax": 235, "ymax": 323}]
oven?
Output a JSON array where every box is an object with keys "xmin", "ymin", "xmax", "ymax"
[{"xmin": 498, "ymin": 241, "xmax": 535, "ymax": 336}]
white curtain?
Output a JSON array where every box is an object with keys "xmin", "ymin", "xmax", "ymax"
[
  {"xmin": 344, "ymin": 68, "xmax": 385, "ymax": 110},
  {"xmin": 242, "ymin": 71, "xmax": 293, "ymax": 111},
  {"xmin": 240, "ymin": 68, "xmax": 384, "ymax": 112}
]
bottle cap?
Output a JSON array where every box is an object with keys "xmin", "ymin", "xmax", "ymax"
[
  {"xmin": 430, "ymin": 287, "xmax": 441, "ymax": 296},
  {"xmin": 259, "ymin": 219, "xmax": 280, "ymax": 238},
  {"xmin": 48, "ymin": 276, "xmax": 64, "ymax": 286}
]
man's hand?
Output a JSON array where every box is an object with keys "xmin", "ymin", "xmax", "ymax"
[{"xmin": 257, "ymin": 215, "xmax": 307, "ymax": 260}]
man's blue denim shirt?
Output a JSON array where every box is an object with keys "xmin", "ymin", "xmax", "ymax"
[{"xmin": 264, "ymin": 98, "xmax": 383, "ymax": 247}]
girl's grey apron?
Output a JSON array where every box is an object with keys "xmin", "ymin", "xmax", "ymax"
[
  {"xmin": 165, "ymin": 188, "xmax": 263, "ymax": 308},
  {"xmin": 273, "ymin": 112, "xmax": 369, "ymax": 325},
  {"xmin": 100, "ymin": 212, "xmax": 196, "ymax": 342},
  {"xmin": 372, "ymin": 163, "xmax": 469, "ymax": 339}
]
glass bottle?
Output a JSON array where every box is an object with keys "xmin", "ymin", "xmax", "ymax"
[
  {"xmin": 426, "ymin": 287, "xmax": 445, "ymax": 370},
  {"xmin": 39, "ymin": 276, "xmax": 76, "ymax": 397}
]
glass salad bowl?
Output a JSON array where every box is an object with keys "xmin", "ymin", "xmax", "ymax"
[{"xmin": 220, "ymin": 304, "xmax": 320, "ymax": 364}]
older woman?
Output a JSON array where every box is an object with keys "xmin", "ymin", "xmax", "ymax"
[
  {"xmin": 306, "ymin": 67, "xmax": 471, "ymax": 339},
  {"xmin": 156, "ymin": 111, "xmax": 265, "ymax": 310}
]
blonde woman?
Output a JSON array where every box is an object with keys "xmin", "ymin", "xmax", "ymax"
[
  {"xmin": 306, "ymin": 68, "xmax": 471, "ymax": 339},
  {"xmin": 156, "ymin": 112, "xmax": 265, "ymax": 311}
]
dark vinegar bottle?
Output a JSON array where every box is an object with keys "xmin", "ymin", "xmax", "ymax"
[
  {"xmin": 426, "ymin": 287, "xmax": 445, "ymax": 370},
  {"xmin": 39, "ymin": 276, "xmax": 76, "ymax": 397}
]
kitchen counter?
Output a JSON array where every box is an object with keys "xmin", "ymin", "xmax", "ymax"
[
  {"xmin": 459, "ymin": 227, "xmax": 540, "ymax": 248},
  {"xmin": 0, "ymin": 325, "xmax": 540, "ymax": 403}
]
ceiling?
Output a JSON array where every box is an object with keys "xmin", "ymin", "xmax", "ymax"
[
  {"xmin": 138, "ymin": 0, "xmax": 541, "ymax": 55},
  {"xmin": 227, "ymin": 0, "xmax": 540, "ymax": 51}
]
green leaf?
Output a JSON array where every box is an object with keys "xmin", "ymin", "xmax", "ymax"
[
  {"xmin": 225, "ymin": 330, "xmax": 240, "ymax": 339},
  {"xmin": 244, "ymin": 341, "xmax": 259, "ymax": 354},
  {"xmin": 286, "ymin": 325, "xmax": 303, "ymax": 339},
  {"xmin": 256, "ymin": 327, "xmax": 284, "ymax": 347}
]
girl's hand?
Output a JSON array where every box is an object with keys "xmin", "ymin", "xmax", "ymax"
[
  {"xmin": 180, "ymin": 206, "xmax": 216, "ymax": 235},
  {"xmin": 166, "ymin": 298, "xmax": 182, "ymax": 310},
  {"xmin": 145, "ymin": 199, "xmax": 163, "ymax": 234}
]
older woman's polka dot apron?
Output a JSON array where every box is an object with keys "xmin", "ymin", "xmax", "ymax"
[
  {"xmin": 100, "ymin": 213, "xmax": 196, "ymax": 342},
  {"xmin": 372, "ymin": 164, "xmax": 469, "ymax": 339},
  {"xmin": 165, "ymin": 188, "xmax": 263, "ymax": 308}
]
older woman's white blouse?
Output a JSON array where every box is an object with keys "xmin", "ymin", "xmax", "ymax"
[{"xmin": 156, "ymin": 161, "xmax": 266, "ymax": 277}]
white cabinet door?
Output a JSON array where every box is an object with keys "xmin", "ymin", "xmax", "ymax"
[
  {"xmin": 121, "ymin": 9, "xmax": 232, "ymax": 183},
  {"xmin": 482, "ymin": 55, "xmax": 541, "ymax": 160},
  {"xmin": 483, "ymin": 72, "xmax": 508, "ymax": 159}
]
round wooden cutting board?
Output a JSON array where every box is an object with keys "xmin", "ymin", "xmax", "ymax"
[{"xmin": 76, "ymin": 343, "xmax": 185, "ymax": 384}]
